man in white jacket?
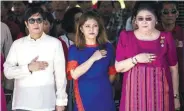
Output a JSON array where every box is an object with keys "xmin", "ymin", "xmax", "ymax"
[{"xmin": 4, "ymin": 7, "xmax": 67, "ymax": 111}]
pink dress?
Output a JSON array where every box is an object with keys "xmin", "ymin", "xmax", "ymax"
[
  {"xmin": 1, "ymin": 54, "xmax": 7, "ymax": 111},
  {"xmin": 116, "ymin": 31, "xmax": 177, "ymax": 111}
]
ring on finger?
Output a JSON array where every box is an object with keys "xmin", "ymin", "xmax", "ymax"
[
  {"xmin": 149, "ymin": 59, "xmax": 152, "ymax": 62},
  {"xmin": 149, "ymin": 54, "xmax": 152, "ymax": 59}
]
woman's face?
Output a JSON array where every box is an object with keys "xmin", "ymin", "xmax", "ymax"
[
  {"xmin": 135, "ymin": 10, "xmax": 157, "ymax": 32},
  {"xmin": 80, "ymin": 18, "xmax": 99, "ymax": 40},
  {"xmin": 43, "ymin": 19, "xmax": 51, "ymax": 34},
  {"xmin": 74, "ymin": 12, "xmax": 82, "ymax": 27}
]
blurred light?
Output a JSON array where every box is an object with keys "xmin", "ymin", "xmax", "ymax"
[
  {"xmin": 28, "ymin": 0, "xmax": 33, "ymax": 3},
  {"xmin": 11, "ymin": 7, "xmax": 14, "ymax": 12},
  {"xmin": 92, "ymin": 0, "xmax": 125, "ymax": 9},
  {"xmin": 92, "ymin": 0, "xmax": 98, "ymax": 5},
  {"xmin": 76, "ymin": 4, "xmax": 80, "ymax": 7},
  {"xmin": 119, "ymin": 0, "xmax": 125, "ymax": 9}
]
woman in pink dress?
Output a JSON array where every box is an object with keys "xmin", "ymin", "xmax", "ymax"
[
  {"xmin": 1, "ymin": 53, "xmax": 7, "ymax": 111},
  {"xmin": 115, "ymin": 3, "xmax": 180, "ymax": 111}
]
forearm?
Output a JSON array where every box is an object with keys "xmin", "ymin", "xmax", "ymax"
[
  {"xmin": 4, "ymin": 63, "xmax": 31, "ymax": 79},
  {"xmin": 170, "ymin": 64, "xmax": 179, "ymax": 95},
  {"xmin": 115, "ymin": 57, "xmax": 135, "ymax": 73},
  {"xmin": 71, "ymin": 57, "xmax": 95, "ymax": 80},
  {"xmin": 54, "ymin": 61, "xmax": 68, "ymax": 106}
]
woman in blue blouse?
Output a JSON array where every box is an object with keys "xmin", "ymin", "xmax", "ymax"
[{"xmin": 67, "ymin": 10, "xmax": 116, "ymax": 111}]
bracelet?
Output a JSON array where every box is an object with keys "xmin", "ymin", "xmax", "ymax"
[
  {"xmin": 28, "ymin": 63, "xmax": 32, "ymax": 74},
  {"xmin": 174, "ymin": 94, "xmax": 180, "ymax": 99},
  {"xmin": 131, "ymin": 57, "xmax": 136, "ymax": 65},
  {"xmin": 134, "ymin": 57, "xmax": 138, "ymax": 63}
]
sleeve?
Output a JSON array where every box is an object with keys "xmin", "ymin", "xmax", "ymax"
[
  {"xmin": 166, "ymin": 32, "xmax": 178, "ymax": 66},
  {"xmin": 116, "ymin": 30, "xmax": 128, "ymax": 62},
  {"xmin": 53, "ymin": 40, "xmax": 68, "ymax": 106},
  {"xmin": 108, "ymin": 43, "xmax": 117, "ymax": 75},
  {"xmin": 66, "ymin": 45, "xmax": 79, "ymax": 80},
  {"xmin": 4, "ymin": 24, "xmax": 13, "ymax": 58},
  {"xmin": 1, "ymin": 54, "xmax": 4, "ymax": 80},
  {"xmin": 3, "ymin": 41, "xmax": 32, "ymax": 79}
]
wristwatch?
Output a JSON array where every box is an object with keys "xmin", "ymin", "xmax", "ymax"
[{"xmin": 174, "ymin": 94, "xmax": 180, "ymax": 99}]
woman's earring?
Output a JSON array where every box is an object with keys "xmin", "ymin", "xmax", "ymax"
[
  {"xmin": 134, "ymin": 21, "xmax": 137, "ymax": 24},
  {"xmin": 156, "ymin": 21, "xmax": 158, "ymax": 24}
]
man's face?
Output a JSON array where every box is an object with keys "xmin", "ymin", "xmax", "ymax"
[
  {"xmin": 25, "ymin": 13, "xmax": 44, "ymax": 35},
  {"xmin": 51, "ymin": 1, "xmax": 68, "ymax": 12},
  {"xmin": 124, "ymin": 1, "xmax": 136, "ymax": 10},
  {"xmin": 79, "ymin": 1, "xmax": 92, "ymax": 11},
  {"xmin": 98, "ymin": 1, "xmax": 113, "ymax": 17},
  {"xmin": 161, "ymin": 3, "xmax": 179, "ymax": 25},
  {"xmin": 13, "ymin": 1, "xmax": 26, "ymax": 16}
]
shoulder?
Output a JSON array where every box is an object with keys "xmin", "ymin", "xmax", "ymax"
[
  {"xmin": 175, "ymin": 25, "xmax": 183, "ymax": 31},
  {"xmin": 106, "ymin": 42, "xmax": 114, "ymax": 50},
  {"xmin": 68, "ymin": 45, "xmax": 78, "ymax": 51},
  {"xmin": 118, "ymin": 30, "xmax": 133, "ymax": 42},
  {"xmin": 45, "ymin": 35, "xmax": 61, "ymax": 44},
  {"xmin": 161, "ymin": 31, "xmax": 172, "ymax": 38},
  {"xmin": 1, "ymin": 22, "xmax": 8, "ymax": 27},
  {"xmin": 1, "ymin": 22, "xmax": 10, "ymax": 31},
  {"xmin": 10, "ymin": 37, "xmax": 25, "ymax": 49},
  {"xmin": 13, "ymin": 36, "xmax": 27, "ymax": 43},
  {"xmin": 160, "ymin": 31, "xmax": 174, "ymax": 43},
  {"xmin": 119, "ymin": 30, "xmax": 133, "ymax": 37},
  {"xmin": 59, "ymin": 34, "xmax": 68, "ymax": 41}
]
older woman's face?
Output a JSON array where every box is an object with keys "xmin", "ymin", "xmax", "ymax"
[{"xmin": 135, "ymin": 10, "xmax": 157, "ymax": 32}]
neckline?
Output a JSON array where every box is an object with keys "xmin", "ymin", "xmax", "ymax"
[
  {"xmin": 85, "ymin": 44, "xmax": 98, "ymax": 47},
  {"xmin": 133, "ymin": 31, "xmax": 161, "ymax": 42}
]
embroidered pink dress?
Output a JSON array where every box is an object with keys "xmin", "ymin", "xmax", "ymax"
[{"xmin": 116, "ymin": 31, "xmax": 177, "ymax": 111}]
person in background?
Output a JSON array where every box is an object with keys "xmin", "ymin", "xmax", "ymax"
[
  {"xmin": 115, "ymin": 3, "xmax": 180, "ymax": 111},
  {"xmin": 1, "ymin": 1, "xmax": 20, "ymax": 41},
  {"xmin": 4, "ymin": 7, "xmax": 67, "ymax": 111},
  {"xmin": 67, "ymin": 10, "xmax": 116, "ymax": 111},
  {"xmin": 1, "ymin": 53, "xmax": 7, "ymax": 111},
  {"xmin": 58, "ymin": 7, "xmax": 83, "ymax": 111},
  {"xmin": 52, "ymin": 1, "xmax": 68, "ymax": 37},
  {"xmin": 125, "ymin": 1, "xmax": 137, "ymax": 31},
  {"xmin": 43, "ymin": 12, "xmax": 55, "ymax": 36},
  {"xmin": 42, "ymin": 12, "xmax": 68, "ymax": 63},
  {"xmin": 12, "ymin": 1, "xmax": 28, "ymax": 27},
  {"xmin": 97, "ymin": 1, "xmax": 115, "ymax": 46},
  {"xmin": 156, "ymin": 2, "xmax": 184, "ymax": 110},
  {"xmin": 45, "ymin": 1, "xmax": 54, "ymax": 13},
  {"xmin": 1, "ymin": 21, "xmax": 12, "ymax": 111},
  {"xmin": 1, "ymin": 22, "xmax": 13, "ymax": 104},
  {"xmin": 1, "ymin": 22, "xmax": 13, "ymax": 58},
  {"xmin": 59, "ymin": 7, "xmax": 83, "ymax": 48},
  {"xmin": 77, "ymin": 1, "xmax": 93, "ymax": 12},
  {"xmin": 51, "ymin": 1, "xmax": 68, "ymax": 20},
  {"xmin": 16, "ymin": 21, "xmax": 29, "ymax": 39},
  {"xmin": 66, "ymin": 1, "xmax": 78, "ymax": 10},
  {"xmin": 106, "ymin": 1, "xmax": 133, "ymax": 46}
]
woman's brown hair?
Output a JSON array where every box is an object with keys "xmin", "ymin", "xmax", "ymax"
[{"xmin": 75, "ymin": 10, "xmax": 109, "ymax": 49}]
